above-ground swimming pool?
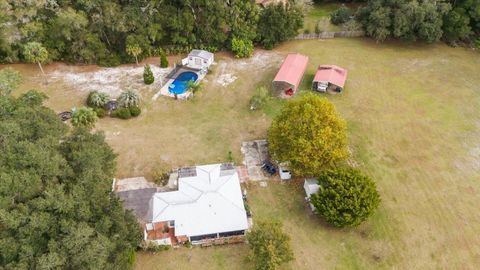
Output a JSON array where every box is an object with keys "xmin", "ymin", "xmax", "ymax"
[{"xmin": 168, "ymin": 71, "xmax": 199, "ymax": 95}]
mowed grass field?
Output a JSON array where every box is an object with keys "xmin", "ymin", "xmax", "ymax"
[{"xmin": 7, "ymin": 38, "xmax": 480, "ymax": 269}]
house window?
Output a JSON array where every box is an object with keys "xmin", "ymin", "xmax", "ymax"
[
  {"xmin": 219, "ymin": 230, "xmax": 245, "ymax": 238},
  {"xmin": 190, "ymin": 233, "xmax": 218, "ymax": 242},
  {"xmin": 204, "ymin": 60, "xmax": 207, "ymax": 64},
  {"xmin": 168, "ymin": 220, "xmax": 175, "ymax": 228}
]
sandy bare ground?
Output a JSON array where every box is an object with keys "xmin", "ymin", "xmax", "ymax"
[
  {"xmin": 213, "ymin": 51, "xmax": 283, "ymax": 87},
  {"xmin": 48, "ymin": 65, "xmax": 172, "ymax": 97}
]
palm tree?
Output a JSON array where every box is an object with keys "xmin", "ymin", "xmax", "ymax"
[
  {"xmin": 118, "ymin": 89, "xmax": 140, "ymax": 108},
  {"xmin": 187, "ymin": 80, "xmax": 202, "ymax": 94},
  {"xmin": 87, "ymin": 91, "xmax": 110, "ymax": 107},
  {"xmin": 71, "ymin": 107, "xmax": 97, "ymax": 129},
  {"xmin": 23, "ymin": 42, "xmax": 48, "ymax": 78},
  {"xmin": 126, "ymin": 44, "xmax": 142, "ymax": 65}
]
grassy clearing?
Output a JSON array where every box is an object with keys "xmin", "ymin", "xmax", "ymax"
[
  {"xmin": 302, "ymin": 3, "xmax": 363, "ymax": 33},
  {"xmin": 303, "ymin": 3, "xmax": 341, "ymax": 33},
  {"xmin": 6, "ymin": 38, "xmax": 480, "ymax": 269}
]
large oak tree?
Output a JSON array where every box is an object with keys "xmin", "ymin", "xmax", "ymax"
[{"xmin": 268, "ymin": 93, "xmax": 349, "ymax": 176}]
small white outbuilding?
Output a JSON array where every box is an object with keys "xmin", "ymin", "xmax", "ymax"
[
  {"xmin": 182, "ymin": 49, "xmax": 214, "ymax": 71},
  {"xmin": 304, "ymin": 178, "xmax": 320, "ymax": 211}
]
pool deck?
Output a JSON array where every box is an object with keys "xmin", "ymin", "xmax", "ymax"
[{"xmin": 152, "ymin": 66, "xmax": 206, "ymax": 101}]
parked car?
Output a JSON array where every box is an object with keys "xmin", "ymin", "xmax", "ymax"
[{"xmin": 262, "ymin": 160, "xmax": 276, "ymax": 176}]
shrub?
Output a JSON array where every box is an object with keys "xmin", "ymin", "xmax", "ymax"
[
  {"xmin": 330, "ymin": 6, "xmax": 352, "ymax": 25},
  {"xmin": 310, "ymin": 168, "xmax": 381, "ymax": 227},
  {"xmin": 129, "ymin": 106, "xmax": 141, "ymax": 117},
  {"xmin": 475, "ymin": 38, "xmax": 480, "ymax": 49},
  {"xmin": 268, "ymin": 93, "xmax": 349, "ymax": 176},
  {"xmin": 143, "ymin": 64, "xmax": 154, "ymax": 85},
  {"xmin": 93, "ymin": 107, "xmax": 106, "ymax": 118},
  {"xmin": 231, "ymin": 37, "xmax": 254, "ymax": 58},
  {"xmin": 160, "ymin": 51, "xmax": 169, "ymax": 68},
  {"xmin": 249, "ymin": 86, "xmax": 271, "ymax": 111},
  {"xmin": 118, "ymin": 89, "xmax": 140, "ymax": 108},
  {"xmin": 314, "ymin": 21, "xmax": 323, "ymax": 34},
  {"xmin": 151, "ymin": 166, "xmax": 170, "ymax": 186},
  {"xmin": 315, "ymin": 19, "xmax": 329, "ymax": 34},
  {"xmin": 112, "ymin": 107, "xmax": 131, "ymax": 119},
  {"xmin": 139, "ymin": 241, "xmax": 170, "ymax": 252},
  {"xmin": 87, "ymin": 91, "xmax": 110, "ymax": 108},
  {"xmin": 98, "ymin": 53, "xmax": 122, "ymax": 67},
  {"xmin": 342, "ymin": 19, "xmax": 362, "ymax": 31},
  {"xmin": 71, "ymin": 107, "xmax": 97, "ymax": 128}
]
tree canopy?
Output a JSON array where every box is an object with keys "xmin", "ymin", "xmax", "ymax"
[
  {"xmin": 246, "ymin": 220, "xmax": 294, "ymax": 270},
  {"xmin": 310, "ymin": 168, "xmax": 381, "ymax": 227},
  {"xmin": 23, "ymin": 42, "xmax": 49, "ymax": 75},
  {"xmin": 256, "ymin": 2, "xmax": 304, "ymax": 49},
  {"xmin": 358, "ymin": 0, "xmax": 451, "ymax": 43},
  {"xmin": 443, "ymin": 0, "xmax": 480, "ymax": 43},
  {"xmin": 0, "ymin": 0, "xmax": 303, "ymax": 65},
  {"xmin": 0, "ymin": 91, "xmax": 142, "ymax": 269},
  {"xmin": 267, "ymin": 93, "xmax": 349, "ymax": 176},
  {"xmin": 0, "ymin": 67, "xmax": 22, "ymax": 96}
]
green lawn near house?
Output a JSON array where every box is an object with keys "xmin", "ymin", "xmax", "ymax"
[{"xmin": 7, "ymin": 38, "xmax": 480, "ymax": 269}]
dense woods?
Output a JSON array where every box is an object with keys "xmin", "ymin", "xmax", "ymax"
[
  {"xmin": 0, "ymin": 0, "xmax": 303, "ymax": 65},
  {"xmin": 1, "ymin": 0, "xmax": 477, "ymax": 66},
  {"xmin": 0, "ymin": 79, "xmax": 142, "ymax": 268},
  {"xmin": 356, "ymin": 0, "xmax": 479, "ymax": 44}
]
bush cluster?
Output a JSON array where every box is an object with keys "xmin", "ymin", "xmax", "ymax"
[
  {"xmin": 231, "ymin": 37, "xmax": 254, "ymax": 58},
  {"xmin": 86, "ymin": 90, "xmax": 141, "ymax": 120},
  {"xmin": 330, "ymin": 6, "xmax": 352, "ymax": 25},
  {"xmin": 111, "ymin": 106, "xmax": 141, "ymax": 119}
]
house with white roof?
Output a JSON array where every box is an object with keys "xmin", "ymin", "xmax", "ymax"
[
  {"xmin": 140, "ymin": 163, "xmax": 248, "ymax": 246},
  {"xmin": 182, "ymin": 49, "xmax": 214, "ymax": 71}
]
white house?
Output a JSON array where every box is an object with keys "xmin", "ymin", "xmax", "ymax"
[
  {"xmin": 182, "ymin": 49, "xmax": 214, "ymax": 71},
  {"xmin": 304, "ymin": 178, "xmax": 320, "ymax": 211},
  {"xmin": 144, "ymin": 163, "xmax": 248, "ymax": 246}
]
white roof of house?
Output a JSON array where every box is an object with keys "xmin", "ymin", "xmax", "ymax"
[
  {"xmin": 188, "ymin": 49, "xmax": 214, "ymax": 61},
  {"xmin": 151, "ymin": 164, "xmax": 248, "ymax": 237}
]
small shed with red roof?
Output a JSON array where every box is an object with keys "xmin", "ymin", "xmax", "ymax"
[
  {"xmin": 272, "ymin": 53, "xmax": 309, "ymax": 98},
  {"xmin": 312, "ymin": 65, "xmax": 348, "ymax": 93}
]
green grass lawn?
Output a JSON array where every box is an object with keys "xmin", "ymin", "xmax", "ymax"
[{"xmin": 7, "ymin": 38, "xmax": 480, "ymax": 269}]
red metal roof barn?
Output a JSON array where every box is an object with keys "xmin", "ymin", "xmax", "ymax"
[
  {"xmin": 312, "ymin": 65, "xmax": 348, "ymax": 93},
  {"xmin": 272, "ymin": 53, "xmax": 309, "ymax": 98}
]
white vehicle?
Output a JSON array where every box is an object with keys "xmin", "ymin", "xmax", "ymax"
[
  {"xmin": 278, "ymin": 163, "xmax": 292, "ymax": 180},
  {"xmin": 316, "ymin": 81, "xmax": 328, "ymax": 92}
]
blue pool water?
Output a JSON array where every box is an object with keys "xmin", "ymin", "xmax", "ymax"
[{"xmin": 168, "ymin": 71, "xmax": 199, "ymax": 95}]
